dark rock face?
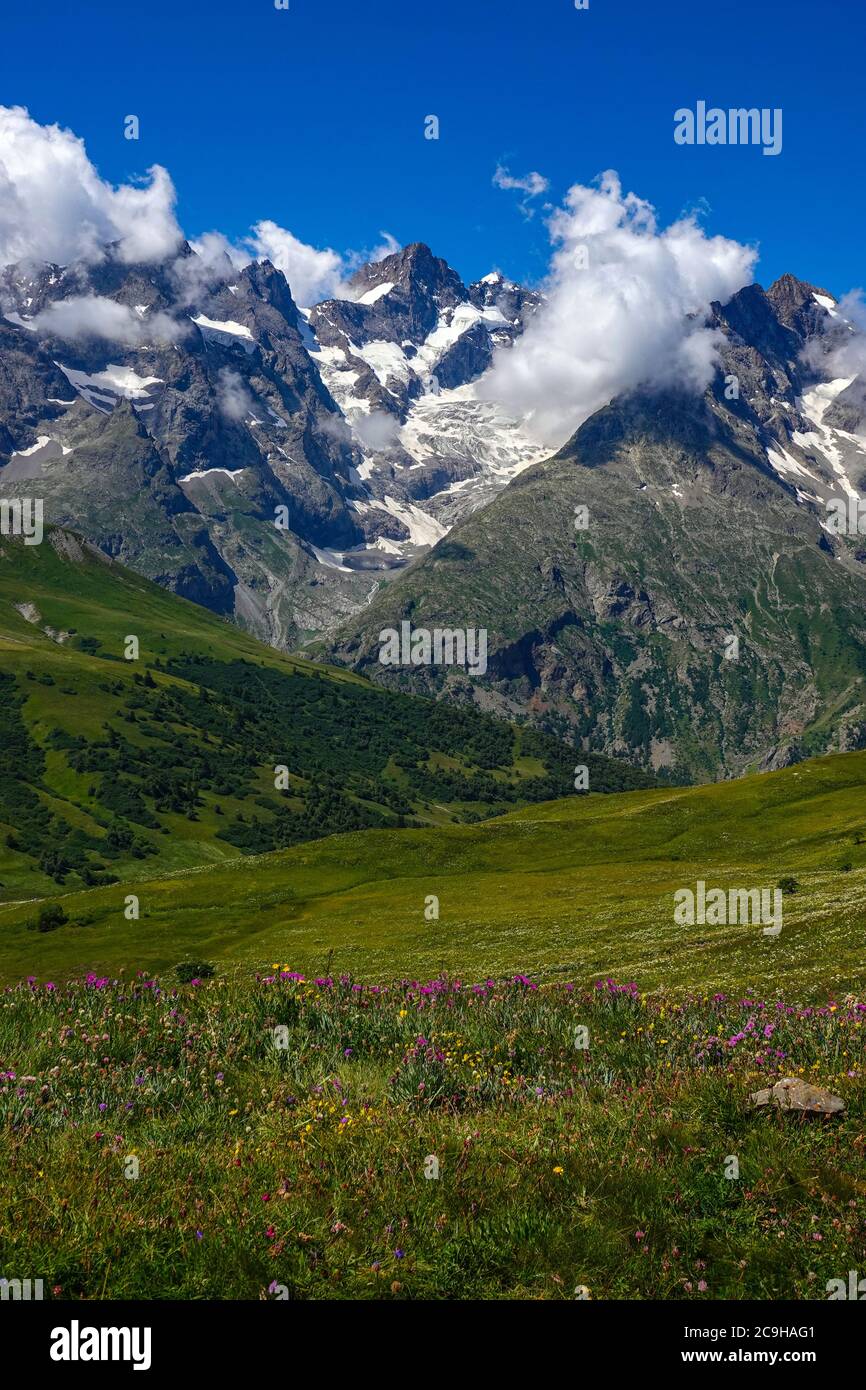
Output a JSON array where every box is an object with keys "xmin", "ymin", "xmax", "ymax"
[
  {"xmin": 467, "ymin": 270, "xmax": 543, "ymax": 325},
  {"xmin": 433, "ymin": 320, "xmax": 493, "ymax": 389},
  {"xmin": 308, "ymin": 246, "xmax": 542, "ymax": 417},
  {"xmin": 0, "ymin": 236, "xmax": 548, "ymax": 648},
  {"xmin": 712, "ymin": 283, "xmax": 802, "ymax": 381},
  {"xmin": 344, "ymin": 242, "xmax": 468, "ymax": 339},
  {"xmin": 765, "ymin": 272, "xmax": 834, "ymax": 338},
  {"xmin": 0, "ymin": 320, "xmax": 73, "ymax": 454},
  {"xmin": 0, "ymin": 243, "xmax": 381, "ymax": 645}
]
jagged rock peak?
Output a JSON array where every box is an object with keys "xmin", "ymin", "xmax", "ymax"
[
  {"xmin": 348, "ymin": 242, "xmax": 467, "ymax": 306},
  {"xmin": 766, "ymin": 271, "xmax": 835, "ymax": 331}
]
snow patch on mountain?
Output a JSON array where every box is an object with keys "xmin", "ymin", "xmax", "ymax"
[
  {"xmin": 355, "ymin": 339, "xmax": 414, "ymax": 388},
  {"xmin": 308, "ymin": 543, "xmax": 353, "ymax": 572},
  {"xmin": 766, "ymin": 443, "xmax": 821, "ymax": 484},
  {"xmin": 10, "ymin": 434, "xmax": 73, "ymax": 459},
  {"xmin": 178, "ymin": 467, "xmax": 247, "ymax": 485},
  {"xmin": 191, "ymin": 314, "xmax": 256, "ymax": 352},
  {"xmin": 401, "ymin": 390, "xmax": 546, "ymax": 483},
  {"xmin": 813, "ymin": 292, "xmax": 838, "ymax": 317},
  {"xmin": 356, "ymin": 281, "xmax": 394, "ymax": 306},
  {"xmin": 793, "ymin": 377, "xmax": 862, "ymax": 499},
  {"xmin": 307, "ymin": 342, "xmax": 369, "ymax": 414},
  {"xmin": 56, "ymin": 363, "xmax": 164, "ymax": 412},
  {"xmin": 377, "ymin": 494, "xmax": 448, "ymax": 546},
  {"xmin": 416, "ymin": 302, "xmax": 509, "ymax": 368},
  {"xmin": 349, "ymin": 495, "xmax": 447, "ymax": 549}
]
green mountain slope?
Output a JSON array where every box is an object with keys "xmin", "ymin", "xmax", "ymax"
[
  {"xmin": 0, "ymin": 529, "xmax": 650, "ymax": 901},
  {"xmin": 327, "ymin": 387, "xmax": 866, "ymax": 783},
  {"xmin": 3, "ymin": 741, "xmax": 866, "ymax": 998}
]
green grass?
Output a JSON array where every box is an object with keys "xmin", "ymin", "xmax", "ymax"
[
  {"xmin": 1, "ymin": 971, "xmax": 863, "ymax": 1300},
  {"xmin": 3, "ymin": 747, "xmax": 866, "ymax": 998},
  {"xmin": 3, "ymin": 537, "xmax": 866, "ymax": 1303},
  {"xmin": 0, "ymin": 529, "xmax": 650, "ymax": 901}
]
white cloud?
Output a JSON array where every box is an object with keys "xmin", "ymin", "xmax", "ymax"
[
  {"xmin": 216, "ymin": 366, "xmax": 255, "ymax": 421},
  {"xmin": 493, "ymin": 164, "xmax": 549, "ymax": 198},
  {"xmin": 187, "ymin": 223, "xmax": 402, "ymax": 309},
  {"xmin": 0, "ymin": 107, "xmax": 398, "ymax": 313},
  {"xmin": 493, "ymin": 163, "xmax": 550, "ymax": 218},
  {"xmin": 29, "ymin": 295, "xmax": 187, "ymax": 345},
  {"xmin": 477, "ymin": 170, "xmax": 757, "ymax": 448},
  {"xmin": 350, "ymin": 409, "xmax": 401, "ymax": 450},
  {"xmin": 0, "ymin": 105, "xmax": 182, "ymax": 268},
  {"xmin": 802, "ymin": 289, "xmax": 866, "ymax": 384},
  {"xmin": 173, "ymin": 233, "xmax": 243, "ymax": 304},
  {"xmin": 246, "ymin": 220, "xmax": 350, "ymax": 307},
  {"xmin": 188, "ymin": 231, "xmax": 249, "ymax": 273},
  {"xmin": 367, "ymin": 231, "xmax": 401, "ymax": 263}
]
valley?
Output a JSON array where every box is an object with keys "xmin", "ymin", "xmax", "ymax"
[
  {"xmin": 3, "ymin": 699, "xmax": 866, "ymax": 997},
  {"xmin": 2, "ymin": 62, "xmax": 866, "ymax": 1315},
  {"xmin": 0, "ymin": 526, "xmax": 649, "ymax": 917}
]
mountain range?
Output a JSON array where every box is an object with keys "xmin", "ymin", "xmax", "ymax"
[
  {"xmin": 3, "ymin": 235, "xmax": 866, "ymax": 780},
  {"xmin": 328, "ymin": 270, "xmax": 866, "ymax": 779},
  {"xmin": 0, "ymin": 240, "xmax": 544, "ymax": 647}
]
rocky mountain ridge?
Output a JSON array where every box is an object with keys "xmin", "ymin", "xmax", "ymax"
[
  {"xmin": 327, "ymin": 273, "xmax": 866, "ymax": 780},
  {"xmin": 0, "ymin": 239, "xmax": 545, "ymax": 645}
]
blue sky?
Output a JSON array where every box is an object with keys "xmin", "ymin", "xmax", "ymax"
[{"xmin": 1, "ymin": 0, "xmax": 862, "ymax": 294}]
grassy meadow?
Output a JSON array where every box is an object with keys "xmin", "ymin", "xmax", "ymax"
[
  {"xmin": 2, "ymin": 747, "xmax": 866, "ymax": 998},
  {"xmin": 2, "ymin": 970, "xmax": 864, "ymax": 1301},
  {"xmin": 2, "ymin": 532, "xmax": 866, "ymax": 1302}
]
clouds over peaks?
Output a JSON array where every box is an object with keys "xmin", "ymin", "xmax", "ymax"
[
  {"xmin": 0, "ymin": 106, "xmax": 398, "ymax": 314},
  {"xmin": 0, "ymin": 106, "xmax": 182, "ymax": 269},
  {"xmin": 478, "ymin": 170, "xmax": 757, "ymax": 447}
]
